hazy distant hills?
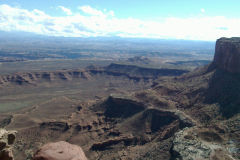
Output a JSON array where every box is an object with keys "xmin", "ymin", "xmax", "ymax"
[{"xmin": 0, "ymin": 31, "xmax": 215, "ymax": 61}]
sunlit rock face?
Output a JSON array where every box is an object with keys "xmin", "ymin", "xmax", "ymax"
[
  {"xmin": 213, "ymin": 37, "xmax": 240, "ymax": 73},
  {"xmin": 33, "ymin": 141, "xmax": 88, "ymax": 160}
]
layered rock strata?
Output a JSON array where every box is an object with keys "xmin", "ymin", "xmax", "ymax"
[{"xmin": 213, "ymin": 37, "xmax": 240, "ymax": 73}]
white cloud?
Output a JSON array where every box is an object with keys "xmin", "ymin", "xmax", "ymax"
[
  {"xmin": 78, "ymin": 6, "xmax": 114, "ymax": 18},
  {"xmin": 58, "ymin": 6, "xmax": 72, "ymax": 15},
  {"xmin": 201, "ymin": 8, "xmax": 205, "ymax": 13},
  {"xmin": 108, "ymin": 10, "xmax": 114, "ymax": 17},
  {"xmin": 78, "ymin": 5, "xmax": 104, "ymax": 16},
  {"xmin": 0, "ymin": 4, "xmax": 240, "ymax": 40}
]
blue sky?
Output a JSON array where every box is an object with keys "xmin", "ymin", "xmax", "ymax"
[
  {"xmin": 2, "ymin": 0, "xmax": 240, "ymax": 18},
  {"xmin": 0, "ymin": 0, "xmax": 240, "ymax": 40}
]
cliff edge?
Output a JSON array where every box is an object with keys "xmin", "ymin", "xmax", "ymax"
[{"xmin": 213, "ymin": 37, "xmax": 240, "ymax": 73}]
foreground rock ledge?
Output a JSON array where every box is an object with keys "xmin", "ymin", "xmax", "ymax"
[
  {"xmin": 0, "ymin": 129, "xmax": 17, "ymax": 160},
  {"xmin": 33, "ymin": 141, "xmax": 88, "ymax": 160}
]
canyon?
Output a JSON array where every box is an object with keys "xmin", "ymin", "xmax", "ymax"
[{"xmin": 0, "ymin": 37, "xmax": 239, "ymax": 160}]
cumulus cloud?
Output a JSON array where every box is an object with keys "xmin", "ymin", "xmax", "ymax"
[
  {"xmin": 78, "ymin": 5, "xmax": 104, "ymax": 16},
  {"xmin": 58, "ymin": 6, "xmax": 72, "ymax": 15},
  {"xmin": 0, "ymin": 4, "xmax": 239, "ymax": 40}
]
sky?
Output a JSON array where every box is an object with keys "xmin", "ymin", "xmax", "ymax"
[{"xmin": 0, "ymin": 0, "xmax": 240, "ymax": 41}]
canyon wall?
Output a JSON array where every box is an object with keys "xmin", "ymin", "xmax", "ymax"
[{"xmin": 213, "ymin": 37, "xmax": 240, "ymax": 73}]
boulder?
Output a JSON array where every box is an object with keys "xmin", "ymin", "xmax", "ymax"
[{"xmin": 33, "ymin": 141, "xmax": 88, "ymax": 160}]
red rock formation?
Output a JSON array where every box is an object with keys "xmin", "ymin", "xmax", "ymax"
[
  {"xmin": 213, "ymin": 37, "xmax": 240, "ymax": 73},
  {"xmin": 33, "ymin": 141, "xmax": 88, "ymax": 160}
]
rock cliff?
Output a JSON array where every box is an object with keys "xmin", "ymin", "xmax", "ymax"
[
  {"xmin": 213, "ymin": 37, "xmax": 240, "ymax": 73},
  {"xmin": 0, "ymin": 64, "xmax": 188, "ymax": 87}
]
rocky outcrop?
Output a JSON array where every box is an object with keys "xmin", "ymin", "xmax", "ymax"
[
  {"xmin": 91, "ymin": 135, "xmax": 138, "ymax": 151},
  {"xmin": 213, "ymin": 37, "xmax": 240, "ymax": 73},
  {"xmin": 171, "ymin": 127, "xmax": 234, "ymax": 160},
  {"xmin": 105, "ymin": 63, "xmax": 189, "ymax": 78},
  {"xmin": 172, "ymin": 128, "xmax": 212, "ymax": 160},
  {"xmin": 0, "ymin": 63, "xmax": 188, "ymax": 87},
  {"xmin": 0, "ymin": 129, "xmax": 17, "ymax": 160},
  {"xmin": 102, "ymin": 96, "xmax": 146, "ymax": 119},
  {"xmin": 33, "ymin": 141, "xmax": 88, "ymax": 160},
  {"xmin": 40, "ymin": 122, "xmax": 70, "ymax": 132},
  {"xmin": 0, "ymin": 70, "xmax": 91, "ymax": 86}
]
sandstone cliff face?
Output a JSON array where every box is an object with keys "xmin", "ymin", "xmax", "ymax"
[
  {"xmin": 0, "ymin": 64, "xmax": 188, "ymax": 87},
  {"xmin": 33, "ymin": 141, "xmax": 88, "ymax": 160},
  {"xmin": 0, "ymin": 129, "xmax": 16, "ymax": 160},
  {"xmin": 213, "ymin": 37, "xmax": 240, "ymax": 73}
]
